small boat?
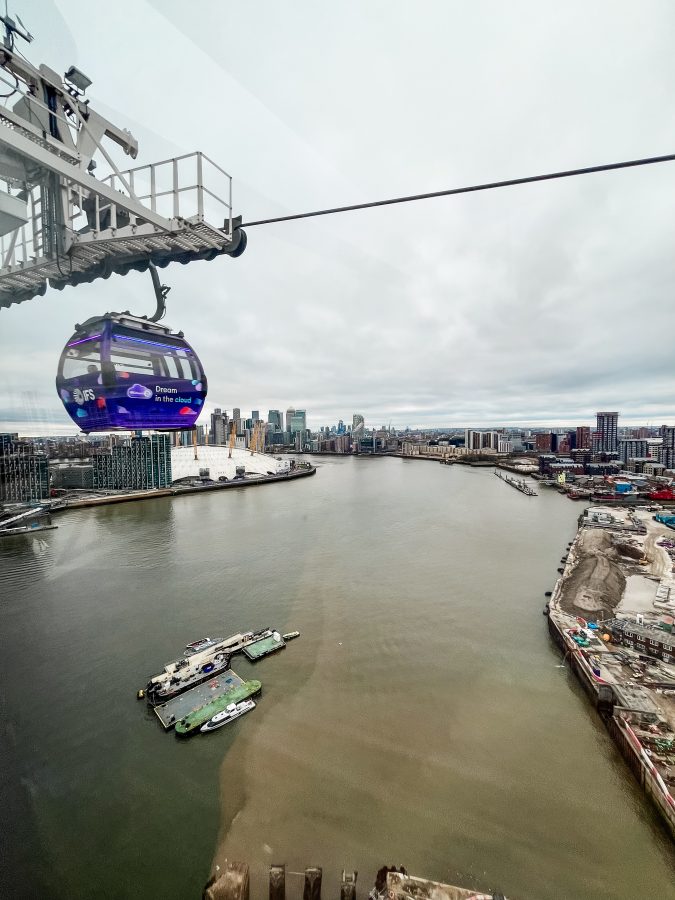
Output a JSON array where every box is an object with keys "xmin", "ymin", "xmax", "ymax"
[
  {"xmin": 282, "ymin": 631, "xmax": 300, "ymax": 641},
  {"xmin": 184, "ymin": 637, "xmax": 223, "ymax": 656},
  {"xmin": 200, "ymin": 699, "xmax": 256, "ymax": 733}
]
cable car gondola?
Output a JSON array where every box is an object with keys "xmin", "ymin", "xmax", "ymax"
[{"xmin": 56, "ymin": 313, "xmax": 207, "ymax": 433}]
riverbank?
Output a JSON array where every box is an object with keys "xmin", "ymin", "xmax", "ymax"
[
  {"xmin": 547, "ymin": 505, "xmax": 675, "ymax": 838},
  {"xmin": 48, "ymin": 465, "xmax": 316, "ymax": 512}
]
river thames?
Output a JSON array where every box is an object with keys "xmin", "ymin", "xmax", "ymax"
[{"xmin": 1, "ymin": 457, "xmax": 674, "ymax": 899}]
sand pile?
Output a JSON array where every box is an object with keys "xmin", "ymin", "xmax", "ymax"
[{"xmin": 558, "ymin": 528, "xmax": 626, "ymax": 621}]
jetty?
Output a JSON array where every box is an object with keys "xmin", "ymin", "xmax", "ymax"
[
  {"xmin": 0, "ymin": 505, "xmax": 57, "ymax": 536},
  {"xmin": 204, "ymin": 864, "xmax": 508, "ymax": 900},
  {"xmin": 493, "ymin": 469, "xmax": 537, "ymax": 496}
]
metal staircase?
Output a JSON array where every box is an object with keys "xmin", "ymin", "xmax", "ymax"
[{"xmin": 0, "ymin": 12, "xmax": 246, "ymax": 310}]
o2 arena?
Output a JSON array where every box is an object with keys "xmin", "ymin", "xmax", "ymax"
[{"xmin": 171, "ymin": 446, "xmax": 290, "ymax": 482}]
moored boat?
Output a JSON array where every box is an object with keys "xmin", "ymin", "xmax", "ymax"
[
  {"xmin": 200, "ymin": 699, "xmax": 256, "ymax": 733},
  {"xmin": 175, "ymin": 679, "xmax": 262, "ymax": 736},
  {"xmin": 146, "ymin": 651, "xmax": 231, "ymax": 706},
  {"xmin": 282, "ymin": 630, "xmax": 300, "ymax": 640},
  {"xmin": 184, "ymin": 637, "xmax": 222, "ymax": 656}
]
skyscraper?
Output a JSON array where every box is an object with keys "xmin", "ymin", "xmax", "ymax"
[
  {"xmin": 268, "ymin": 409, "xmax": 282, "ymax": 430},
  {"xmin": 596, "ymin": 412, "xmax": 619, "ymax": 453},
  {"xmin": 286, "ymin": 407, "xmax": 295, "ymax": 433},
  {"xmin": 290, "ymin": 410, "xmax": 307, "ymax": 433},
  {"xmin": 353, "ymin": 414, "xmax": 365, "ymax": 440},
  {"xmin": 210, "ymin": 408, "xmax": 227, "ymax": 445},
  {"xmin": 251, "ymin": 410, "xmax": 260, "ymax": 422},
  {"xmin": 661, "ymin": 426, "xmax": 675, "ymax": 469},
  {"xmin": 232, "ymin": 408, "xmax": 241, "ymax": 434}
]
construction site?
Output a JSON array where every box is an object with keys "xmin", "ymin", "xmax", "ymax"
[{"xmin": 547, "ymin": 506, "xmax": 675, "ymax": 837}]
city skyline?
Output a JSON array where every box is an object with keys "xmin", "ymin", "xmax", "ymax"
[
  {"xmin": 2, "ymin": 1, "xmax": 675, "ymax": 434},
  {"xmin": 5, "ymin": 401, "xmax": 675, "ymax": 438}
]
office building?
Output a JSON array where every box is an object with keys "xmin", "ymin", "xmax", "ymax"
[
  {"xmin": 286, "ymin": 407, "xmax": 295, "ymax": 433},
  {"xmin": 290, "ymin": 410, "xmax": 307, "ymax": 434},
  {"xmin": 0, "ymin": 433, "xmax": 50, "ymax": 502},
  {"xmin": 251, "ymin": 410, "xmax": 260, "ymax": 422},
  {"xmin": 210, "ymin": 408, "xmax": 228, "ymax": 445},
  {"xmin": 268, "ymin": 409, "xmax": 283, "ymax": 430},
  {"xmin": 232, "ymin": 408, "xmax": 241, "ymax": 434},
  {"xmin": 353, "ymin": 414, "xmax": 365, "ymax": 440},
  {"xmin": 596, "ymin": 411, "xmax": 619, "ymax": 453},
  {"xmin": 93, "ymin": 434, "xmax": 172, "ymax": 490}
]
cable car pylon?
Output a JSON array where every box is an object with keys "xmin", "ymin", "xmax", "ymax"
[{"xmin": 0, "ymin": 11, "xmax": 247, "ymax": 311}]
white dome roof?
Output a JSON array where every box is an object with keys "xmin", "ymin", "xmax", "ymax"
[{"xmin": 171, "ymin": 446, "xmax": 289, "ymax": 482}]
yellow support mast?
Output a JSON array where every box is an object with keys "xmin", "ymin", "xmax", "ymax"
[{"xmin": 250, "ymin": 421, "xmax": 260, "ymax": 456}]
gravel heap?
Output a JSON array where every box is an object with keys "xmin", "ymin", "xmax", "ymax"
[{"xmin": 557, "ymin": 528, "xmax": 626, "ymax": 621}]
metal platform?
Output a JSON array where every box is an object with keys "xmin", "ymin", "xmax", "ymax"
[
  {"xmin": 243, "ymin": 634, "xmax": 286, "ymax": 661},
  {"xmin": 0, "ymin": 28, "xmax": 246, "ymax": 308},
  {"xmin": 154, "ymin": 669, "xmax": 244, "ymax": 730}
]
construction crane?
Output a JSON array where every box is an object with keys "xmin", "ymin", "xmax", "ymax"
[
  {"xmin": 0, "ymin": 12, "xmax": 246, "ymax": 309},
  {"xmin": 228, "ymin": 421, "xmax": 236, "ymax": 459}
]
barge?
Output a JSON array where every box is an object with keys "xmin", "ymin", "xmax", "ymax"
[
  {"xmin": 145, "ymin": 627, "xmax": 273, "ymax": 705},
  {"xmin": 154, "ymin": 670, "xmax": 245, "ymax": 729},
  {"xmin": 175, "ymin": 679, "xmax": 262, "ymax": 737},
  {"xmin": 243, "ymin": 631, "xmax": 286, "ymax": 661},
  {"xmin": 493, "ymin": 469, "xmax": 537, "ymax": 496}
]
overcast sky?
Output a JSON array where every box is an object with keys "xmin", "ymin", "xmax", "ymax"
[{"xmin": 2, "ymin": 0, "xmax": 675, "ymax": 434}]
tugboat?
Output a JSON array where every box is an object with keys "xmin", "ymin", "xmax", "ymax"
[{"xmin": 200, "ymin": 699, "xmax": 256, "ymax": 733}]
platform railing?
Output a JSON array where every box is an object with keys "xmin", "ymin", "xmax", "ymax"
[{"xmin": 99, "ymin": 151, "xmax": 233, "ymax": 235}]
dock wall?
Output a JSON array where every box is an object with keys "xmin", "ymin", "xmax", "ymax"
[
  {"xmin": 546, "ymin": 610, "xmax": 675, "ymax": 838},
  {"xmin": 52, "ymin": 466, "xmax": 316, "ymax": 512}
]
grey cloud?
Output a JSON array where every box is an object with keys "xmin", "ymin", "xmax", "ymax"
[{"xmin": 2, "ymin": 0, "xmax": 675, "ymax": 434}]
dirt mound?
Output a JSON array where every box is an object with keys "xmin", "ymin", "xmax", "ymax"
[
  {"xmin": 614, "ymin": 542, "xmax": 643, "ymax": 561},
  {"xmin": 558, "ymin": 529, "xmax": 626, "ymax": 621}
]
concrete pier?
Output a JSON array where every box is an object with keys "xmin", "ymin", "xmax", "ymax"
[{"xmin": 203, "ymin": 866, "xmax": 507, "ymax": 900}]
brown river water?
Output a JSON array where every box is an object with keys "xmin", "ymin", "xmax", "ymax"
[{"xmin": 1, "ymin": 456, "xmax": 674, "ymax": 898}]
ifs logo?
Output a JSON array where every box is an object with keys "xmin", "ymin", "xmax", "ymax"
[{"xmin": 73, "ymin": 388, "xmax": 95, "ymax": 405}]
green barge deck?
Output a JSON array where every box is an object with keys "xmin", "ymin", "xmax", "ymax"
[
  {"xmin": 154, "ymin": 670, "xmax": 245, "ymax": 730},
  {"xmin": 175, "ymin": 680, "xmax": 262, "ymax": 736},
  {"xmin": 243, "ymin": 633, "xmax": 286, "ymax": 660}
]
